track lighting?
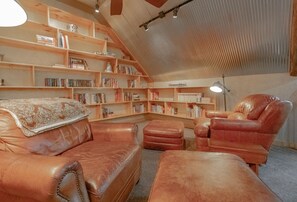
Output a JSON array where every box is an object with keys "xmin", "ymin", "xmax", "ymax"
[
  {"xmin": 95, "ymin": 1, "xmax": 99, "ymax": 13},
  {"xmin": 173, "ymin": 8, "xmax": 179, "ymax": 18},
  {"xmin": 144, "ymin": 24, "xmax": 149, "ymax": 31},
  {"xmin": 139, "ymin": 0, "xmax": 193, "ymax": 31}
]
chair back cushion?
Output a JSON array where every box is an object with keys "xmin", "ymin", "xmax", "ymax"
[{"xmin": 233, "ymin": 94, "xmax": 279, "ymax": 120}]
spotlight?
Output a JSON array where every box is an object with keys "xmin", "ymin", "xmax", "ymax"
[
  {"xmin": 173, "ymin": 7, "xmax": 179, "ymax": 18},
  {"xmin": 144, "ymin": 24, "xmax": 149, "ymax": 31},
  {"xmin": 139, "ymin": 0, "xmax": 193, "ymax": 31},
  {"xmin": 95, "ymin": 2, "xmax": 99, "ymax": 13}
]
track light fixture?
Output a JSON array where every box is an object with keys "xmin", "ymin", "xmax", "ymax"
[
  {"xmin": 139, "ymin": 0, "xmax": 193, "ymax": 31},
  {"xmin": 95, "ymin": 1, "xmax": 99, "ymax": 13},
  {"xmin": 173, "ymin": 7, "xmax": 179, "ymax": 19},
  {"xmin": 144, "ymin": 24, "xmax": 149, "ymax": 31}
]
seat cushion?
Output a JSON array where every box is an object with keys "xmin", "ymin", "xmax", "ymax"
[
  {"xmin": 61, "ymin": 141, "xmax": 141, "ymax": 201},
  {"xmin": 143, "ymin": 120, "xmax": 184, "ymax": 138}
]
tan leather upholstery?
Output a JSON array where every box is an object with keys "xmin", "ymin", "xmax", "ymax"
[
  {"xmin": 143, "ymin": 120, "xmax": 184, "ymax": 150},
  {"xmin": 193, "ymin": 94, "xmax": 293, "ymax": 173},
  {"xmin": 148, "ymin": 151, "xmax": 281, "ymax": 202},
  {"xmin": 0, "ymin": 151, "xmax": 89, "ymax": 202},
  {"xmin": 0, "ymin": 110, "xmax": 141, "ymax": 201}
]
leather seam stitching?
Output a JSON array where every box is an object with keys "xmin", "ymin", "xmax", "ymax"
[{"xmin": 57, "ymin": 170, "xmax": 84, "ymax": 202}]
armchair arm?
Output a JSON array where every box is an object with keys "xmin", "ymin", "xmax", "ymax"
[
  {"xmin": 194, "ymin": 117, "xmax": 211, "ymax": 138},
  {"xmin": 0, "ymin": 151, "xmax": 89, "ymax": 202},
  {"xmin": 211, "ymin": 118, "xmax": 261, "ymax": 132},
  {"xmin": 205, "ymin": 110, "xmax": 233, "ymax": 118},
  {"xmin": 90, "ymin": 122, "xmax": 138, "ymax": 144}
]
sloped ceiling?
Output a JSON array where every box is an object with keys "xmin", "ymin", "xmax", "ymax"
[{"xmin": 65, "ymin": 0, "xmax": 293, "ymax": 81}]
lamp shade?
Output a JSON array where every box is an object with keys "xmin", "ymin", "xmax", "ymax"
[
  {"xmin": 0, "ymin": 0, "xmax": 27, "ymax": 27},
  {"xmin": 210, "ymin": 81, "xmax": 223, "ymax": 93}
]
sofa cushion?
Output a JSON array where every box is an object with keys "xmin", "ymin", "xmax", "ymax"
[{"xmin": 61, "ymin": 140, "xmax": 141, "ymax": 201}]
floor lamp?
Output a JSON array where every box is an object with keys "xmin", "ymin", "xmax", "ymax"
[{"xmin": 210, "ymin": 75, "xmax": 231, "ymax": 111}]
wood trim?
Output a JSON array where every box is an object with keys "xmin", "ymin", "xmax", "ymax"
[{"xmin": 290, "ymin": 0, "xmax": 297, "ymax": 76}]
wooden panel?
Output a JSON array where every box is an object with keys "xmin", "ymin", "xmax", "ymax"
[{"xmin": 291, "ymin": 0, "xmax": 297, "ymax": 76}]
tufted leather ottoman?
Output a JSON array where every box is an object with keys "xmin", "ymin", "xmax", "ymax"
[{"xmin": 143, "ymin": 120, "xmax": 184, "ymax": 150}]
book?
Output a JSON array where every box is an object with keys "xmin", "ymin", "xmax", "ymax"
[{"xmin": 36, "ymin": 35, "xmax": 55, "ymax": 46}]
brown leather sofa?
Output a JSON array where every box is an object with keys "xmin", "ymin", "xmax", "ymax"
[
  {"xmin": 0, "ymin": 106, "xmax": 141, "ymax": 201},
  {"xmin": 193, "ymin": 94, "xmax": 292, "ymax": 173}
]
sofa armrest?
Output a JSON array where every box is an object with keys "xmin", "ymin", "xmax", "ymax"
[
  {"xmin": 0, "ymin": 151, "xmax": 89, "ymax": 202},
  {"xmin": 211, "ymin": 118, "xmax": 261, "ymax": 131},
  {"xmin": 194, "ymin": 117, "xmax": 211, "ymax": 138},
  {"xmin": 205, "ymin": 110, "xmax": 233, "ymax": 118},
  {"xmin": 90, "ymin": 122, "xmax": 138, "ymax": 144}
]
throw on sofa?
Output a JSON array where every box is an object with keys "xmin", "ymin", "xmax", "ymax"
[{"xmin": 0, "ymin": 98, "xmax": 141, "ymax": 202}]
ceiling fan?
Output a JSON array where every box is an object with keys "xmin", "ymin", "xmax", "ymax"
[{"xmin": 110, "ymin": 0, "xmax": 168, "ymax": 15}]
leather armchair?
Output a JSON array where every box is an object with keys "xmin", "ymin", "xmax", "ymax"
[{"xmin": 194, "ymin": 94, "xmax": 293, "ymax": 174}]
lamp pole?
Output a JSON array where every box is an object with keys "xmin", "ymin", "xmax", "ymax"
[{"xmin": 222, "ymin": 74, "xmax": 227, "ymax": 111}]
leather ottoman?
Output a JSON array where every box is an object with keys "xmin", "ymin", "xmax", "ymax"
[
  {"xmin": 143, "ymin": 120, "xmax": 184, "ymax": 150},
  {"xmin": 148, "ymin": 151, "xmax": 280, "ymax": 202}
]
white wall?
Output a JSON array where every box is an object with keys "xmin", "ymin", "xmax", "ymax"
[{"xmin": 153, "ymin": 73, "xmax": 297, "ymax": 149}]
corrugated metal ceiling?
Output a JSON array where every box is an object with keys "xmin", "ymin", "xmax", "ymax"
[{"xmin": 76, "ymin": 0, "xmax": 292, "ymax": 81}]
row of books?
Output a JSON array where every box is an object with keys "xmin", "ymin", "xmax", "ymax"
[
  {"xmin": 177, "ymin": 93, "xmax": 211, "ymax": 103},
  {"xmin": 44, "ymin": 78, "xmax": 95, "ymax": 87},
  {"xmin": 151, "ymin": 104, "xmax": 164, "ymax": 113},
  {"xmin": 127, "ymin": 79, "xmax": 137, "ymax": 88},
  {"xmin": 133, "ymin": 104, "xmax": 146, "ymax": 113},
  {"xmin": 167, "ymin": 106, "xmax": 178, "ymax": 115},
  {"xmin": 124, "ymin": 92, "xmax": 141, "ymax": 101},
  {"xmin": 102, "ymin": 107, "xmax": 114, "ymax": 118},
  {"xmin": 116, "ymin": 64, "xmax": 142, "ymax": 75},
  {"xmin": 58, "ymin": 32, "xmax": 69, "ymax": 49},
  {"xmin": 69, "ymin": 57, "xmax": 88, "ymax": 70},
  {"xmin": 102, "ymin": 77, "xmax": 118, "ymax": 88},
  {"xmin": 73, "ymin": 93, "xmax": 106, "ymax": 104},
  {"xmin": 150, "ymin": 91, "xmax": 159, "ymax": 100},
  {"xmin": 177, "ymin": 93, "xmax": 203, "ymax": 102},
  {"xmin": 36, "ymin": 35, "xmax": 56, "ymax": 46},
  {"xmin": 187, "ymin": 105, "xmax": 204, "ymax": 118},
  {"xmin": 68, "ymin": 79, "xmax": 94, "ymax": 87},
  {"xmin": 45, "ymin": 78, "xmax": 67, "ymax": 87}
]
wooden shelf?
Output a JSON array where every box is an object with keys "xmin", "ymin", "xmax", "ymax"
[
  {"xmin": 0, "ymin": 1, "xmax": 218, "ymax": 123},
  {"xmin": 132, "ymin": 100, "xmax": 148, "ymax": 102},
  {"xmin": 101, "ymin": 101, "xmax": 130, "ymax": 105},
  {"xmin": 69, "ymin": 49, "xmax": 115, "ymax": 61},
  {"xmin": 0, "ymin": 86, "xmax": 68, "ymax": 90},
  {"xmin": 0, "ymin": 37, "xmax": 66, "ymax": 54},
  {"xmin": 59, "ymin": 29, "xmax": 106, "ymax": 46}
]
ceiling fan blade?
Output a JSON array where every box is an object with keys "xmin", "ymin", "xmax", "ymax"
[
  {"xmin": 145, "ymin": 0, "xmax": 168, "ymax": 8},
  {"xmin": 110, "ymin": 0, "xmax": 123, "ymax": 15}
]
